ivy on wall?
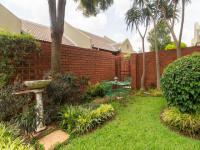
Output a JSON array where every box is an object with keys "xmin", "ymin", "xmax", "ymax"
[{"xmin": 0, "ymin": 30, "xmax": 40, "ymax": 87}]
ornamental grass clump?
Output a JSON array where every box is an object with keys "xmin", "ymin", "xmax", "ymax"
[
  {"xmin": 161, "ymin": 53, "xmax": 200, "ymax": 113},
  {"xmin": 59, "ymin": 104, "xmax": 115, "ymax": 135},
  {"xmin": 161, "ymin": 107, "xmax": 200, "ymax": 136},
  {"xmin": 0, "ymin": 123, "xmax": 33, "ymax": 150}
]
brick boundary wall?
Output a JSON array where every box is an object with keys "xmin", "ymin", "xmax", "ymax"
[
  {"xmin": 17, "ymin": 41, "xmax": 116, "ymax": 83},
  {"xmin": 130, "ymin": 46, "xmax": 200, "ymax": 89}
]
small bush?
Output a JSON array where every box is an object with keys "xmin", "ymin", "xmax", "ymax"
[
  {"xmin": 13, "ymin": 105, "xmax": 37, "ymax": 135},
  {"xmin": 59, "ymin": 104, "xmax": 115, "ymax": 135},
  {"xmin": 161, "ymin": 53, "xmax": 200, "ymax": 113},
  {"xmin": 85, "ymin": 83, "xmax": 106, "ymax": 98},
  {"xmin": 84, "ymin": 82, "xmax": 113, "ymax": 102},
  {"xmin": 161, "ymin": 107, "xmax": 200, "ymax": 136},
  {"xmin": 0, "ymin": 123, "xmax": 33, "ymax": 150},
  {"xmin": 45, "ymin": 73, "xmax": 88, "ymax": 105},
  {"xmin": 59, "ymin": 105, "xmax": 90, "ymax": 132},
  {"xmin": 165, "ymin": 42, "xmax": 187, "ymax": 50}
]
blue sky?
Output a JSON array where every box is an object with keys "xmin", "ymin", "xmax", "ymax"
[{"xmin": 1, "ymin": 0, "xmax": 199, "ymax": 52}]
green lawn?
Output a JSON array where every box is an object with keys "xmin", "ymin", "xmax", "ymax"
[{"xmin": 57, "ymin": 96, "xmax": 200, "ymax": 150}]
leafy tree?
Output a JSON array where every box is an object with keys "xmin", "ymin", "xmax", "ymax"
[
  {"xmin": 147, "ymin": 21, "xmax": 171, "ymax": 51},
  {"xmin": 158, "ymin": 0, "xmax": 191, "ymax": 58},
  {"xmin": 134, "ymin": 0, "xmax": 162, "ymax": 89},
  {"xmin": 165, "ymin": 42, "xmax": 187, "ymax": 50},
  {"xmin": 126, "ymin": 4, "xmax": 151, "ymax": 90},
  {"xmin": 48, "ymin": 0, "xmax": 113, "ymax": 74}
]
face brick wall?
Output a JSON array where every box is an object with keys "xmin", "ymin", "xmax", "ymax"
[
  {"xmin": 17, "ymin": 41, "xmax": 116, "ymax": 83},
  {"xmin": 130, "ymin": 47, "xmax": 200, "ymax": 89}
]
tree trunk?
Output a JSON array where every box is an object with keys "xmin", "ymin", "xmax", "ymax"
[
  {"xmin": 51, "ymin": 34, "xmax": 62, "ymax": 74},
  {"xmin": 48, "ymin": 0, "xmax": 66, "ymax": 75},
  {"xmin": 153, "ymin": 20, "xmax": 161, "ymax": 89},
  {"xmin": 178, "ymin": 0, "xmax": 185, "ymax": 58},
  {"xmin": 141, "ymin": 37, "xmax": 146, "ymax": 90},
  {"xmin": 165, "ymin": 20, "xmax": 181, "ymax": 58}
]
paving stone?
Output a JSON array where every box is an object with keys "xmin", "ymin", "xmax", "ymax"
[{"xmin": 39, "ymin": 130, "xmax": 69, "ymax": 150}]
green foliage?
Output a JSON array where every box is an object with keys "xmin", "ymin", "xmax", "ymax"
[
  {"xmin": 59, "ymin": 105, "xmax": 90, "ymax": 133},
  {"xmin": 78, "ymin": 0, "xmax": 113, "ymax": 17},
  {"xmin": 161, "ymin": 107, "xmax": 200, "ymax": 136},
  {"xmin": 36, "ymin": 144, "xmax": 45, "ymax": 150},
  {"xmin": 84, "ymin": 82, "xmax": 112, "ymax": 102},
  {"xmin": 0, "ymin": 123, "xmax": 33, "ymax": 150},
  {"xmin": 0, "ymin": 73, "xmax": 9, "ymax": 88},
  {"xmin": 147, "ymin": 20, "xmax": 171, "ymax": 51},
  {"xmin": 46, "ymin": 73, "xmax": 89, "ymax": 105},
  {"xmin": 56, "ymin": 97, "xmax": 200, "ymax": 150},
  {"xmin": 13, "ymin": 105, "xmax": 37, "ymax": 135},
  {"xmin": 0, "ymin": 30, "xmax": 40, "ymax": 87},
  {"xmin": 161, "ymin": 53, "xmax": 200, "ymax": 113},
  {"xmin": 165, "ymin": 42, "xmax": 187, "ymax": 50},
  {"xmin": 59, "ymin": 104, "xmax": 115, "ymax": 135},
  {"xmin": 87, "ymin": 83, "xmax": 105, "ymax": 97},
  {"xmin": 0, "ymin": 84, "xmax": 32, "ymax": 121}
]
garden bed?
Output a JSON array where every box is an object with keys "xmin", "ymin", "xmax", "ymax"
[{"xmin": 55, "ymin": 96, "xmax": 200, "ymax": 150}]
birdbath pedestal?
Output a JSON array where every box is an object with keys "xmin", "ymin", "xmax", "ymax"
[
  {"xmin": 24, "ymin": 80, "xmax": 51, "ymax": 132},
  {"xmin": 32, "ymin": 89, "xmax": 46, "ymax": 132}
]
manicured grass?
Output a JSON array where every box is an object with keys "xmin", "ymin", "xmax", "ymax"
[{"xmin": 57, "ymin": 96, "xmax": 200, "ymax": 150}]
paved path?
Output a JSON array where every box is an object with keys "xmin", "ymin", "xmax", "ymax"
[{"xmin": 39, "ymin": 130, "xmax": 69, "ymax": 150}]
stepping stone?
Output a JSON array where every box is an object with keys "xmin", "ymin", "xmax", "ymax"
[{"xmin": 39, "ymin": 130, "xmax": 69, "ymax": 150}]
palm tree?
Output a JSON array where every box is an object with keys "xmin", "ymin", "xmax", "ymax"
[
  {"xmin": 134, "ymin": 0, "xmax": 162, "ymax": 89},
  {"xmin": 126, "ymin": 5, "xmax": 151, "ymax": 90},
  {"xmin": 48, "ymin": 0, "xmax": 113, "ymax": 74}
]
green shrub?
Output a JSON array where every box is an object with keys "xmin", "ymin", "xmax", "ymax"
[
  {"xmin": 0, "ymin": 30, "xmax": 40, "ymax": 86},
  {"xmin": 0, "ymin": 84, "xmax": 32, "ymax": 121},
  {"xmin": 75, "ymin": 104, "xmax": 115, "ymax": 134},
  {"xmin": 84, "ymin": 82, "xmax": 113, "ymax": 102},
  {"xmin": 165, "ymin": 42, "xmax": 187, "ymax": 50},
  {"xmin": 45, "ymin": 73, "xmax": 89, "ymax": 105},
  {"xmin": 161, "ymin": 53, "xmax": 200, "ymax": 113},
  {"xmin": 13, "ymin": 105, "xmax": 37, "ymax": 135},
  {"xmin": 0, "ymin": 73, "xmax": 9, "ymax": 88},
  {"xmin": 86, "ymin": 83, "xmax": 106, "ymax": 97},
  {"xmin": 161, "ymin": 107, "xmax": 200, "ymax": 136},
  {"xmin": 59, "ymin": 105, "xmax": 90, "ymax": 132},
  {"xmin": 0, "ymin": 123, "xmax": 33, "ymax": 150},
  {"xmin": 59, "ymin": 104, "xmax": 115, "ymax": 135}
]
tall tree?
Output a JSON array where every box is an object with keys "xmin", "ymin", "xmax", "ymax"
[
  {"xmin": 126, "ymin": 5, "xmax": 151, "ymax": 90},
  {"xmin": 48, "ymin": 0, "xmax": 113, "ymax": 74},
  {"xmin": 135, "ymin": 0, "xmax": 162, "ymax": 89},
  {"xmin": 159, "ymin": 0, "xmax": 190, "ymax": 58},
  {"xmin": 147, "ymin": 20, "xmax": 171, "ymax": 51}
]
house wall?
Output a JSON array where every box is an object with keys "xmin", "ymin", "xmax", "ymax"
[
  {"xmin": 64, "ymin": 22, "xmax": 92, "ymax": 49},
  {"xmin": 120, "ymin": 39, "xmax": 134, "ymax": 54},
  {"xmin": 17, "ymin": 41, "xmax": 116, "ymax": 83},
  {"xmin": 0, "ymin": 4, "xmax": 21, "ymax": 33},
  {"xmin": 130, "ymin": 47, "xmax": 200, "ymax": 89},
  {"xmin": 191, "ymin": 23, "xmax": 200, "ymax": 46}
]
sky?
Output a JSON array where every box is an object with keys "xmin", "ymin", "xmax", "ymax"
[{"xmin": 0, "ymin": 0, "xmax": 200, "ymax": 52}]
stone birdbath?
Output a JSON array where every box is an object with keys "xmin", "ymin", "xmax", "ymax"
[{"xmin": 23, "ymin": 80, "xmax": 51, "ymax": 132}]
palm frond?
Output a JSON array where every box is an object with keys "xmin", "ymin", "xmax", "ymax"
[{"xmin": 125, "ymin": 4, "xmax": 151, "ymax": 31}]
